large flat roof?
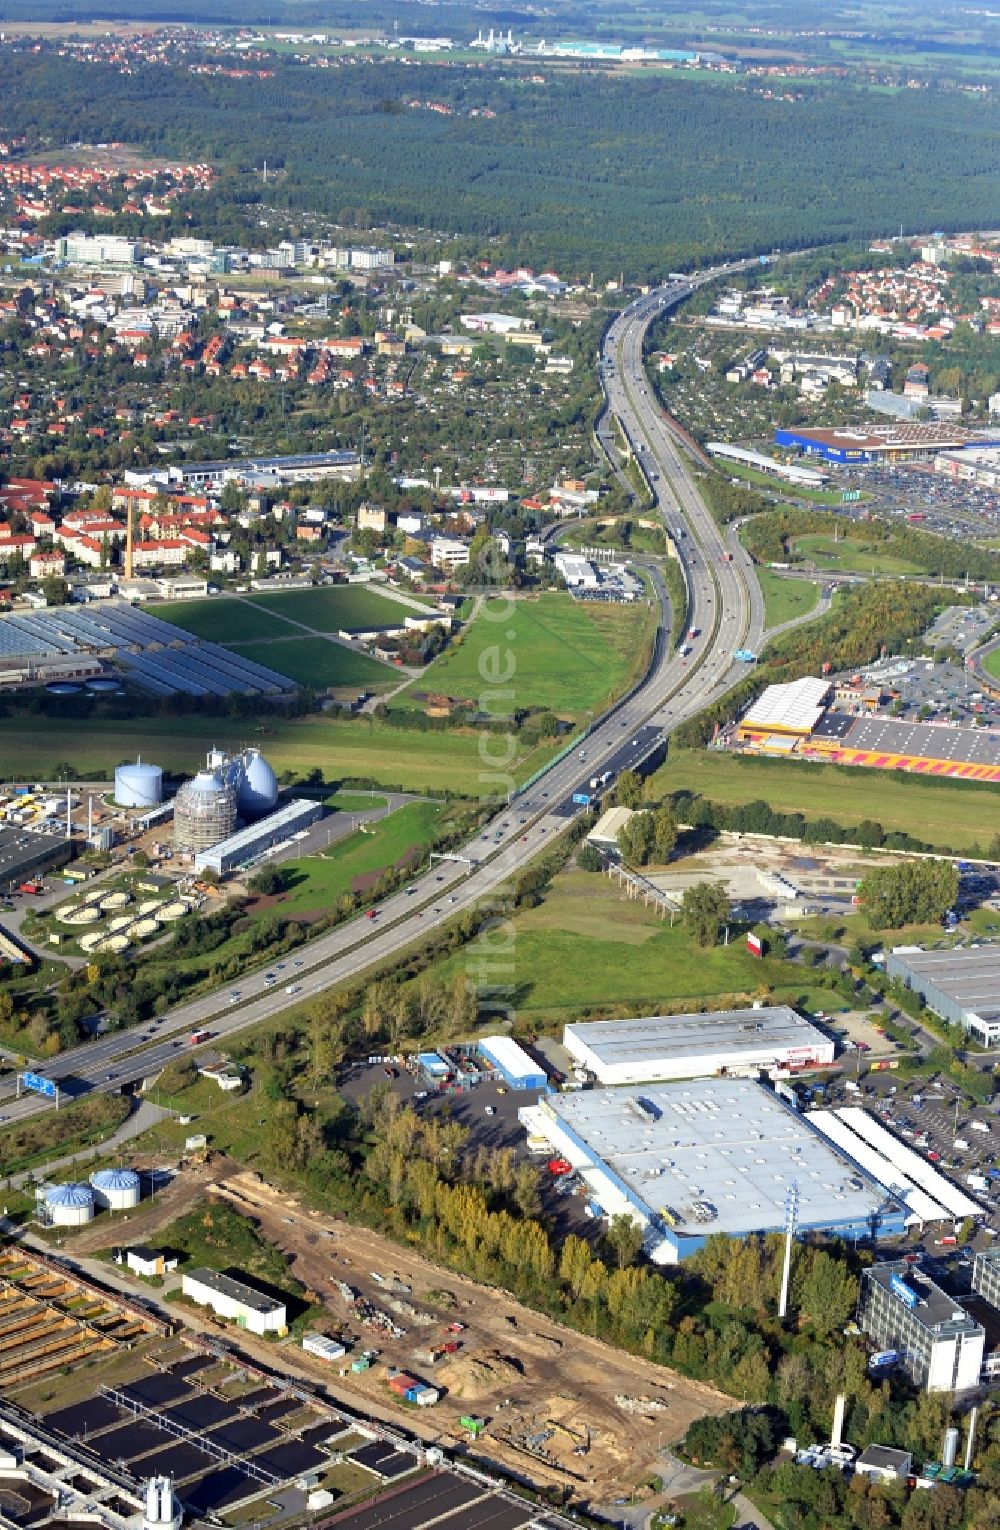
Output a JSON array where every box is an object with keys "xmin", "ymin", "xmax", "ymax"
[
  {"xmin": 565, "ymin": 1006, "xmax": 826, "ymax": 1069},
  {"xmin": 545, "ymin": 1078, "xmax": 888, "ymax": 1237},
  {"xmin": 889, "ymin": 945, "xmax": 1000, "ymax": 1017},
  {"xmin": 0, "ymin": 826, "xmax": 68, "ymax": 879},
  {"xmin": 807, "ymin": 714, "xmax": 1000, "ymax": 776},
  {"xmin": 183, "ymin": 1267, "xmax": 285, "ymax": 1315},
  {"xmin": 781, "ymin": 424, "xmax": 997, "ymax": 452}
]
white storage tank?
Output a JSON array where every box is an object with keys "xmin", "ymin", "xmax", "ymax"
[
  {"xmin": 115, "ymin": 760, "xmax": 164, "ymax": 809},
  {"xmin": 45, "ymin": 1182, "xmax": 95, "ymax": 1226},
  {"xmin": 90, "ymin": 1167, "xmax": 141, "ymax": 1210}
]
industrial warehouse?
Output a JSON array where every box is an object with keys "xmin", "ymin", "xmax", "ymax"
[
  {"xmin": 562, "ymin": 1006, "xmax": 834, "ymax": 1085},
  {"xmin": 706, "ymin": 441, "xmax": 829, "ymax": 487},
  {"xmin": 886, "ymin": 945, "xmax": 1000, "ymax": 1047},
  {"xmin": 730, "ymin": 674, "xmax": 1000, "ymax": 780},
  {"xmin": 774, "ymin": 422, "xmax": 1000, "ymax": 463},
  {"xmin": 518, "ymin": 1078, "xmax": 908, "ymax": 1263}
]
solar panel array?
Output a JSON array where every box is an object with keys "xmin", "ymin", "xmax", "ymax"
[{"xmin": 0, "ymin": 603, "xmax": 295, "ymax": 697}]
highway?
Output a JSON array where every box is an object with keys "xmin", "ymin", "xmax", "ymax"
[{"xmin": 0, "ymin": 271, "xmax": 764, "ymax": 1125}]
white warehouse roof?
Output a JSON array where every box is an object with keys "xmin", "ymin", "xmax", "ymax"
[
  {"xmin": 564, "ymin": 1006, "xmax": 834, "ymax": 1084},
  {"xmin": 741, "ymin": 676, "xmax": 832, "ymax": 735},
  {"xmin": 540, "ymin": 1078, "xmax": 896, "ymax": 1241},
  {"xmin": 808, "ymin": 1107, "xmax": 981, "ymax": 1222},
  {"xmin": 706, "ymin": 441, "xmax": 828, "ymax": 487},
  {"xmin": 479, "ymin": 1035, "xmax": 545, "ymax": 1083}
]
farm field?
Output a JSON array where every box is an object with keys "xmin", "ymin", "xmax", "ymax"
[
  {"xmin": 248, "ymin": 585, "xmax": 418, "ymax": 632},
  {"xmin": 652, "ymin": 748, "xmax": 1000, "ymax": 855},
  {"xmin": 756, "ymin": 567, "xmax": 820, "ymax": 628},
  {"xmin": 790, "ymin": 534, "xmax": 923, "ymax": 576},
  {"xmin": 411, "ymin": 591, "xmax": 657, "ymax": 720},
  {"xmin": 270, "ymin": 800, "xmax": 445, "ymax": 915},
  {"xmin": 155, "ymin": 598, "xmax": 293, "ymax": 643},
  {"xmin": 232, "ymin": 637, "xmax": 396, "ymax": 690},
  {"xmin": 0, "ymin": 715, "xmax": 559, "ymax": 795},
  {"xmin": 420, "ymin": 869, "xmax": 822, "ymax": 1024}
]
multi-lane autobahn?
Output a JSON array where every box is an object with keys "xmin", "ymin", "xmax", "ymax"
[{"xmin": 0, "ymin": 272, "xmax": 764, "ymax": 1124}]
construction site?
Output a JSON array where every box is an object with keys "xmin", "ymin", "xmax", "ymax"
[
  {"xmin": 209, "ymin": 1171, "xmax": 730, "ymax": 1504},
  {"xmin": 0, "ymin": 1241, "xmax": 585, "ymax": 1530},
  {"xmin": 11, "ymin": 1154, "xmax": 731, "ymax": 1510}
]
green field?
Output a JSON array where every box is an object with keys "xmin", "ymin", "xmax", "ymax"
[
  {"xmin": 421, "ymin": 869, "xmax": 826, "ymax": 1023},
  {"xmin": 274, "ymin": 800, "xmax": 444, "ymax": 914},
  {"xmin": 983, "ymin": 648, "xmax": 1000, "ymax": 683},
  {"xmin": 756, "ymin": 567, "xmax": 821, "ymax": 628},
  {"xmin": 790, "ymin": 534, "xmax": 923, "ymax": 576},
  {"xmin": 722, "ymin": 457, "xmax": 858, "ymax": 507},
  {"xmin": 652, "ymin": 749, "xmax": 1000, "ymax": 855},
  {"xmin": 233, "ymin": 637, "xmax": 397, "ymax": 690},
  {"xmin": 156, "ymin": 598, "xmax": 292, "ymax": 643},
  {"xmin": 1, "ymin": 715, "xmax": 559, "ymax": 796},
  {"xmin": 249, "ymin": 586, "xmax": 415, "ymax": 632},
  {"xmin": 410, "ymin": 592, "xmax": 656, "ymax": 720}
]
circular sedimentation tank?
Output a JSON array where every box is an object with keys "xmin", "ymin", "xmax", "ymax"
[
  {"xmin": 137, "ymin": 898, "xmax": 165, "ymax": 916},
  {"xmin": 132, "ymin": 918, "xmax": 160, "ymax": 938},
  {"xmin": 59, "ymin": 905, "xmax": 100, "ymax": 926},
  {"xmin": 95, "ymin": 934, "xmax": 130, "ymax": 954},
  {"xmin": 78, "ymin": 932, "xmax": 103, "ymax": 952},
  {"xmin": 101, "ymin": 891, "xmax": 130, "ymax": 911},
  {"xmin": 46, "ymin": 682, "xmax": 82, "ymax": 695},
  {"xmin": 158, "ymin": 900, "xmax": 189, "ymax": 920},
  {"xmin": 85, "ymin": 678, "xmax": 121, "ymax": 694},
  {"xmin": 107, "ymin": 915, "xmax": 133, "ymax": 933}
]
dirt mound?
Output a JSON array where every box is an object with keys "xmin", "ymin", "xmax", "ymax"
[
  {"xmin": 436, "ymin": 1348, "xmax": 525, "ymax": 1400},
  {"xmin": 515, "ymin": 1330, "xmax": 563, "ymax": 1357}
]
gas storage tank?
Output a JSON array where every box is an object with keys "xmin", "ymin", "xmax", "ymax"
[
  {"xmin": 90, "ymin": 1167, "xmax": 141, "ymax": 1210},
  {"xmin": 45, "ymin": 1182, "xmax": 95, "ymax": 1226},
  {"xmin": 234, "ymin": 748, "xmax": 278, "ymax": 820},
  {"xmin": 173, "ymin": 768, "xmax": 237, "ymax": 853},
  {"xmin": 115, "ymin": 760, "xmax": 163, "ymax": 808}
]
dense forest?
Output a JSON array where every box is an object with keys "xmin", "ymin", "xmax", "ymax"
[{"xmin": 3, "ymin": 48, "xmax": 1000, "ymax": 276}]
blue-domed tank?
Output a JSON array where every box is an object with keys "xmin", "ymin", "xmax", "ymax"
[
  {"xmin": 235, "ymin": 748, "xmax": 278, "ymax": 820},
  {"xmin": 45, "ymin": 1182, "xmax": 95, "ymax": 1226},
  {"xmin": 90, "ymin": 1167, "xmax": 141, "ymax": 1210}
]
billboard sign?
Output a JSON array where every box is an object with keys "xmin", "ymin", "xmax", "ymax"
[
  {"xmin": 22, "ymin": 1071, "xmax": 57, "ymax": 1099},
  {"xmin": 571, "ymin": 792, "xmax": 592, "ymax": 806},
  {"xmin": 889, "ymin": 1273, "xmax": 918, "ymax": 1310},
  {"xmin": 869, "ymin": 1349, "xmax": 898, "ymax": 1370}
]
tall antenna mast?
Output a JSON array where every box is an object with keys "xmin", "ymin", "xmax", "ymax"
[{"xmin": 779, "ymin": 1179, "xmax": 799, "ymax": 1320}]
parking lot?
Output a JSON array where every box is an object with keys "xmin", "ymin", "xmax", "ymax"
[{"xmin": 818, "ymin": 1070, "xmax": 1000, "ymax": 1235}]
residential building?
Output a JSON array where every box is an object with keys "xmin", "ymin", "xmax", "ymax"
[{"xmin": 429, "ymin": 536, "xmax": 470, "ymax": 572}]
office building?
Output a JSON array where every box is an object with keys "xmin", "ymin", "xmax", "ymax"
[{"xmin": 858, "ymin": 1263, "xmax": 984, "ymax": 1392}]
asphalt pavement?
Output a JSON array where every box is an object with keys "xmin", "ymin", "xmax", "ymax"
[{"xmin": 0, "ymin": 268, "xmax": 767, "ymax": 1127}]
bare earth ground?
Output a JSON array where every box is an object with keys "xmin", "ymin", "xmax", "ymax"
[{"xmin": 209, "ymin": 1171, "xmax": 731, "ymax": 1503}]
